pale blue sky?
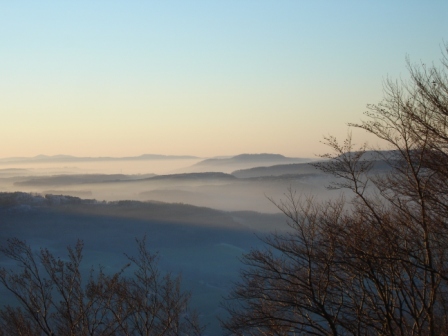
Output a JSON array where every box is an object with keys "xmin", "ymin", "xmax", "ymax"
[{"xmin": 1, "ymin": 1, "xmax": 447, "ymax": 158}]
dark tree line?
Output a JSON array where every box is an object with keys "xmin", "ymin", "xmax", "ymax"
[
  {"xmin": 0, "ymin": 237, "xmax": 203, "ymax": 336},
  {"xmin": 222, "ymin": 46, "xmax": 448, "ymax": 335}
]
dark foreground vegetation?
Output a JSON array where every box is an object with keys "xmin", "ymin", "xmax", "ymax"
[
  {"xmin": 2, "ymin": 46, "xmax": 448, "ymax": 335},
  {"xmin": 0, "ymin": 193, "xmax": 280, "ymax": 335},
  {"xmin": 0, "ymin": 237, "xmax": 203, "ymax": 336},
  {"xmin": 222, "ymin": 46, "xmax": 448, "ymax": 335}
]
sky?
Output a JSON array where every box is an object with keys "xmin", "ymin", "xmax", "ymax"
[{"xmin": 1, "ymin": 1, "xmax": 447, "ymax": 159}]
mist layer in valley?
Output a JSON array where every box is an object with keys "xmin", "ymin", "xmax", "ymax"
[
  {"xmin": 0, "ymin": 153, "xmax": 334, "ymax": 213},
  {"xmin": 0, "ymin": 152, "xmax": 393, "ymax": 334}
]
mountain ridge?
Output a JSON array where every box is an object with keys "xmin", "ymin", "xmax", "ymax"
[{"xmin": 193, "ymin": 153, "xmax": 311, "ymax": 167}]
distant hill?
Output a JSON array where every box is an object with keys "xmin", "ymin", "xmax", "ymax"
[
  {"xmin": 147, "ymin": 172, "xmax": 236, "ymax": 181},
  {"xmin": 15, "ymin": 172, "xmax": 236, "ymax": 187},
  {"xmin": 0, "ymin": 191, "xmax": 284, "ymax": 231},
  {"xmin": 181, "ymin": 153, "xmax": 316, "ymax": 173},
  {"xmin": 335, "ymin": 150, "xmax": 398, "ymax": 161},
  {"xmin": 232, "ymin": 154, "xmax": 396, "ymax": 178},
  {"xmin": 232, "ymin": 162, "xmax": 323, "ymax": 178},
  {"xmin": 14, "ymin": 173, "xmax": 156, "ymax": 186},
  {"xmin": 0, "ymin": 154, "xmax": 200, "ymax": 164},
  {"xmin": 195, "ymin": 153, "xmax": 309, "ymax": 166}
]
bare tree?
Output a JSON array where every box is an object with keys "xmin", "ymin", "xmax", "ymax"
[
  {"xmin": 222, "ymin": 44, "xmax": 448, "ymax": 336},
  {"xmin": 0, "ymin": 237, "xmax": 203, "ymax": 336}
]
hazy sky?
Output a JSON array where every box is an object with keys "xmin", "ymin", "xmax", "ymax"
[{"xmin": 1, "ymin": 1, "xmax": 447, "ymax": 158}]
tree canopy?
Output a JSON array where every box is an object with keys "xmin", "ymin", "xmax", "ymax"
[
  {"xmin": 222, "ymin": 45, "xmax": 448, "ymax": 336},
  {"xmin": 0, "ymin": 237, "xmax": 203, "ymax": 336}
]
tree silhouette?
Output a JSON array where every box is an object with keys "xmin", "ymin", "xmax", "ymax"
[
  {"xmin": 223, "ymin": 44, "xmax": 448, "ymax": 336},
  {"xmin": 0, "ymin": 237, "xmax": 203, "ymax": 336}
]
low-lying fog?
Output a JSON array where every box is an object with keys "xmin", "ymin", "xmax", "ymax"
[
  {"xmin": 0, "ymin": 158, "xmax": 204, "ymax": 175},
  {"xmin": 0, "ymin": 155, "xmax": 333, "ymax": 213},
  {"xmin": 0, "ymin": 153, "xmax": 390, "ymax": 335}
]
